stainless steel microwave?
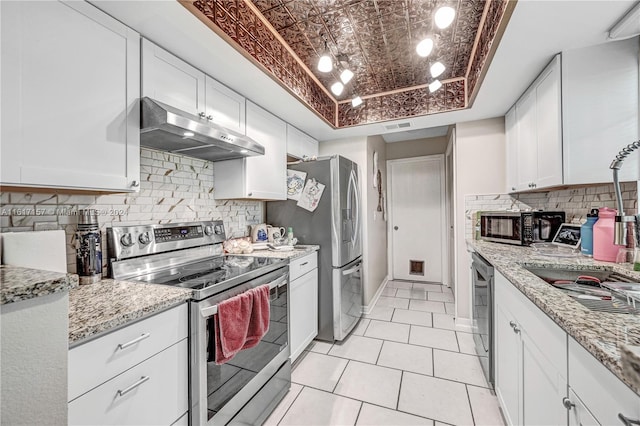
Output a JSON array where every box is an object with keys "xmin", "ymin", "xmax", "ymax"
[{"xmin": 480, "ymin": 211, "xmax": 566, "ymax": 246}]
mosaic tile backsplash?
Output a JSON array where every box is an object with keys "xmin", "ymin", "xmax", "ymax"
[
  {"xmin": 0, "ymin": 148, "xmax": 263, "ymax": 273},
  {"xmin": 465, "ymin": 182, "xmax": 639, "ymax": 240}
]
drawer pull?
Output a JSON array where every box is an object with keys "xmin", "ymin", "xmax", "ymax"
[
  {"xmin": 619, "ymin": 413, "xmax": 640, "ymax": 426},
  {"xmin": 562, "ymin": 397, "xmax": 575, "ymax": 410},
  {"xmin": 116, "ymin": 376, "xmax": 150, "ymax": 397},
  {"xmin": 300, "ymin": 262, "xmax": 309, "ymax": 267},
  {"xmin": 117, "ymin": 333, "xmax": 151, "ymax": 350}
]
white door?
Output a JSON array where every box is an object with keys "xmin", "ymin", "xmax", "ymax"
[
  {"xmin": 445, "ymin": 131, "xmax": 455, "ymax": 293},
  {"xmin": 388, "ymin": 156, "xmax": 445, "ymax": 282}
]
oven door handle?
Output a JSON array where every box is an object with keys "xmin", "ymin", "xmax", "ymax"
[{"xmin": 200, "ymin": 273, "xmax": 289, "ymax": 318}]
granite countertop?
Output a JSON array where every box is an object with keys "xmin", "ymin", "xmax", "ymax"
[
  {"xmin": 68, "ymin": 279, "xmax": 192, "ymax": 346},
  {"xmin": 468, "ymin": 239, "xmax": 640, "ymax": 394},
  {"xmin": 0, "ymin": 265, "xmax": 79, "ymax": 305},
  {"xmin": 234, "ymin": 244, "xmax": 320, "ymax": 260}
]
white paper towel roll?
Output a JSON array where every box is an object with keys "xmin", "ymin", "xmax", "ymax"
[{"xmin": 1, "ymin": 230, "xmax": 67, "ymax": 273}]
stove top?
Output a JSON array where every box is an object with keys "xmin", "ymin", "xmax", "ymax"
[{"xmin": 131, "ymin": 255, "xmax": 284, "ymax": 291}]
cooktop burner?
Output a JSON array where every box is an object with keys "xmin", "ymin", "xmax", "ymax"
[{"xmin": 131, "ymin": 255, "xmax": 284, "ymax": 292}]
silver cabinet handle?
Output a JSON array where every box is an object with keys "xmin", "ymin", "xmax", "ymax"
[
  {"xmin": 117, "ymin": 333, "xmax": 150, "ymax": 350},
  {"xmin": 509, "ymin": 321, "xmax": 521, "ymax": 334},
  {"xmin": 131, "ymin": 180, "xmax": 140, "ymax": 188},
  {"xmin": 619, "ymin": 413, "xmax": 640, "ymax": 425},
  {"xmin": 116, "ymin": 376, "xmax": 150, "ymax": 397},
  {"xmin": 207, "ymin": 115, "xmax": 213, "ymax": 121},
  {"xmin": 300, "ymin": 261, "xmax": 309, "ymax": 267},
  {"xmin": 562, "ymin": 397, "xmax": 575, "ymax": 410},
  {"xmin": 394, "ymin": 226, "xmax": 399, "ymax": 230},
  {"xmin": 199, "ymin": 112, "xmax": 206, "ymax": 118},
  {"xmin": 512, "ymin": 187, "xmax": 516, "ymax": 191}
]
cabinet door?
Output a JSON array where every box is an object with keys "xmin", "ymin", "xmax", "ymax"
[
  {"xmin": 1, "ymin": 1, "xmax": 140, "ymax": 191},
  {"xmin": 505, "ymin": 106, "xmax": 518, "ymax": 192},
  {"xmin": 563, "ymin": 37, "xmax": 639, "ymax": 185},
  {"xmin": 515, "ymin": 90, "xmax": 538, "ymax": 191},
  {"xmin": 141, "ymin": 38, "xmax": 205, "ymax": 117},
  {"xmin": 494, "ymin": 299, "xmax": 521, "ymax": 426},
  {"xmin": 521, "ymin": 329, "xmax": 567, "ymax": 425},
  {"xmin": 205, "ymin": 77, "xmax": 246, "ymax": 134},
  {"xmin": 287, "ymin": 124, "xmax": 318, "ymax": 160},
  {"xmin": 535, "ymin": 55, "xmax": 563, "ymax": 189},
  {"xmin": 289, "ymin": 268, "xmax": 318, "ymax": 362},
  {"xmin": 214, "ymin": 102, "xmax": 286, "ymax": 199}
]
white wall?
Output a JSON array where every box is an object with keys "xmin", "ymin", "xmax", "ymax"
[
  {"xmin": 453, "ymin": 118, "xmax": 506, "ymax": 324},
  {"xmin": 320, "ymin": 137, "xmax": 388, "ymax": 306},
  {"xmin": 1, "ymin": 292, "xmax": 68, "ymax": 425}
]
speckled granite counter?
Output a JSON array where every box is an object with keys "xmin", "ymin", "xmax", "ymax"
[
  {"xmin": 1, "ymin": 265, "xmax": 78, "ymax": 305},
  {"xmin": 235, "ymin": 245, "xmax": 319, "ymax": 260},
  {"xmin": 68, "ymin": 279, "xmax": 192, "ymax": 346},
  {"xmin": 468, "ymin": 239, "xmax": 640, "ymax": 394}
]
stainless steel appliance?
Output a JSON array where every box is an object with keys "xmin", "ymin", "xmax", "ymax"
[
  {"xmin": 107, "ymin": 221, "xmax": 290, "ymax": 426},
  {"xmin": 480, "ymin": 211, "xmax": 565, "ymax": 246},
  {"xmin": 140, "ymin": 97, "xmax": 265, "ymax": 162},
  {"xmin": 75, "ymin": 209, "xmax": 102, "ymax": 284},
  {"xmin": 472, "ymin": 252, "xmax": 494, "ymax": 388},
  {"xmin": 267, "ymin": 155, "xmax": 363, "ymax": 341}
]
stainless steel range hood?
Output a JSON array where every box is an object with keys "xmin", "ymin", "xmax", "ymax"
[{"xmin": 140, "ymin": 97, "xmax": 264, "ymax": 161}]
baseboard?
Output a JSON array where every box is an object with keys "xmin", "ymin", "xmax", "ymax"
[
  {"xmin": 362, "ymin": 275, "xmax": 389, "ymax": 314},
  {"xmin": 454, "ymin": 317, "xmax": 474, "ymax": 333}
]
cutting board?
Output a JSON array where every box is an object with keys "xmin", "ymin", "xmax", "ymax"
[{"xmin": 1, "ymin": 230, "xmax": 68, "ymax": 273}]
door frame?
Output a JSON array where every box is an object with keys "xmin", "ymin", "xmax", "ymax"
[
  {"xmin": 386, "ymin": 154, "xmax": 447, "ymax": 282},
  {"xmin": 445, "ymin": 129, "xmax": 456, "ymax": 292}
]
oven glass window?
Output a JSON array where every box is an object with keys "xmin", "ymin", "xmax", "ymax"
[{"xmin": 206, "ymin": 284, "xmax": 288, "ymax": 421}]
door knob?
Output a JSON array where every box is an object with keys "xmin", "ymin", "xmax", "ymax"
[{"xmin": 394, "ymin": 226, "xmax": 399, "ymax": 230}]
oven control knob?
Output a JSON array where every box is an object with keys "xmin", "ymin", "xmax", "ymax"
[
  {"xmin": 138, "ymin": 232, "xmax": 151, "ymax": 245},
  {"xmin": 204, "ymin": 225, "xmax": 214, "ymax": 236},
  {"xmin": 120, "ymin": 233, "xmax": 134, "ymax": 247},
  {"xmin": 214, "ymin": 224, "xmax": 224, "ymax": 235}
]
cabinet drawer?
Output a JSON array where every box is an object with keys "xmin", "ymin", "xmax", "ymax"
[
  {"xmin": 69, "ymin": 303, "xmax": 188, "ymax": 401},
  {"xmin": 569, "ymin": 338, "xmax": 640, "ymax": 425},
  {"xmin": 69, "ymin": 340, "xmax": 188, "ymax": 425},
  {"xmin": 290, "ymin": 252, "xmax": 318, "ymax": 281}
]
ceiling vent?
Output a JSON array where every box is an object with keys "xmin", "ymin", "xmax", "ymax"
[{"xmin": 383, "ymin": 122, "xmax": 412, "ymax": 131}]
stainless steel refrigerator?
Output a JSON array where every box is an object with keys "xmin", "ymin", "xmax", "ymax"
[{"xmin": 267, "ymin": 155, "xmax": 363, "ymax": 341}]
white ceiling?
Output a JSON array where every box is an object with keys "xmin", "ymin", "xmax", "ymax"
[{"xmin": 92, "ymin": 0, "xmax": 637, "ymax": 143}]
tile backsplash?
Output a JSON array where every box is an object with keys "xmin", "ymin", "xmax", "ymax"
[
  {"xmin": 465, "ymin": 182, "xmax": 639, "ymax": 239},
  {"xmin": 0, "ymin": 148, "xmax": 264, "ymax": 272}
]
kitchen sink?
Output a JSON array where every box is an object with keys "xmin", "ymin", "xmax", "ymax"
[{"xmin": 522, "ymin": 265, "xmax": 640, "ymax": 314}]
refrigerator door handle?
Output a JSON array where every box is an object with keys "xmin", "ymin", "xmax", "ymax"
[
  {"xmin": 350, "ymin": 169, "xmax": 360, "ymax": 248},
  {"xmin": 342, "ymin": 264, "xmax": 361, "ymax": 276}
]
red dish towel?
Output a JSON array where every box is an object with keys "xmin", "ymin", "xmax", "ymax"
[
  {"xmin": 214, "ymin": 284, "xmax": 271, "ymax": 365},
  {"xmin": 245, "ymin": 284, "xmax": 271, "ymax": 348}
]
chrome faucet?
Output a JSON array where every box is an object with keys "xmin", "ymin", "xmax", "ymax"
[{"xmin": 610, "ymin": 140, "xmax": 640, "ymax": 247}]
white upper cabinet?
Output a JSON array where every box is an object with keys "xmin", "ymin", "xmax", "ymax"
[
  {"xmin": 205, "ymin": 77, "xmax": 246, "ymax": 134},
  {"xmin": 141, "ymin": 38, "xmax": 205, "ymax": 117},
  {"xmin": 562, "ymin": 37, "xmax": 639, "ymax": 184},
  {"xmin": 507, "ymin": 54, "xmax": 563, "ymax": 192},
  {"xmin": 286, "ymin": 124, "xmax": 319, "ymax": 160},
  {"xmin": 1, "ymin": 1, "xmax": 141, "ymax": 192},
  {"xmin": 141, "ymin": 39, "xmax": 246, "ymax": 134},
  {"xmin": 214, "ymin": 101, "xmax": 287, "ymax": 200}
]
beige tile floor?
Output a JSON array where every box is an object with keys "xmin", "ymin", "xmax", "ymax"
[{"xmin": 265, "ymin": 280, "xmax": 505, "ymax": 426}]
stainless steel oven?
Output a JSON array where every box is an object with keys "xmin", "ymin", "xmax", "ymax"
[{"xmin": 107, "ymin": 221, "xmax": 291, "ymax": 426}]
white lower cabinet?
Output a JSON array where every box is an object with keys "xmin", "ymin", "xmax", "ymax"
[
  {"xmin": 68, "ymin": 303, "xmax": 189, "ymax": 425},
  {"xmin": 494, "ymin": 271, "xmax": 568, "ymax": 426},
  {"xmin": 566, "ymin": 337, "xmax": 640, "ymax": 426},
  {"xmin": 289, "ymin": 252, "xmax": 318, "ymax": 362}
]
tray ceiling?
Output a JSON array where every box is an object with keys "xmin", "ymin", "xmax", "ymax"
[{"xmin": 181, "ymin": 0, "xmax": 514, "ymax": 128}]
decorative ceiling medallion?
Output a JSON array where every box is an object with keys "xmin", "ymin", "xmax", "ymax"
[{"xmin": 181, "ymin": 0, "xmax": 513, "ymax": 129}]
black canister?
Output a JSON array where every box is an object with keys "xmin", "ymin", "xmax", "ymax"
[{"xmin": 76, "ymin": 209, "xmax": 102, "ymax": 284}]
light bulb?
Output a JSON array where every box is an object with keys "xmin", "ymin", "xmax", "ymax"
[
  {"xmin": 318, "ymin": 54, "xmax": 333, "ymax": 72},
  {"xmin": 340, "ymin": 69, "xmax": 354, "ymax": 84},
  {"xmin": 351, "ymin": 96, "xmax": 363, "ymax": 107},
  {"xmin": 435, "ymin": 6, "xmax": 455, "ymax": 29},
  {"xmin": 331, "ymin": 82, "xmax": 344, "ymax": 96},
  {"xmin": 429, "ymin": 80, "xmax": 442, "ymax": 93},
  {"xmin": 183, "ymin": 131, "xmax": 195, "ymax": 137},
  {"xmin": 416, "ymin": 38, "xmax": 434, "ymax": 57},
  {"xmin": 430, "ymin": 62, "xmax": 445, "ymax": 78}
]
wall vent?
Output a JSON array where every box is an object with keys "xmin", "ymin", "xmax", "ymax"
[{"xmin": 383, "ymin": 122, "xmax": 412, "ymax": 131}]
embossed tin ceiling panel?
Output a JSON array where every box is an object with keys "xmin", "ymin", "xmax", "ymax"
[
  {"xmin": 252, "ymin": 0, "xmax": 485, "ymax": 98},
  {"xmin": 181, "ymin": 0, "xmax": 513, "ymax": 128}
]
